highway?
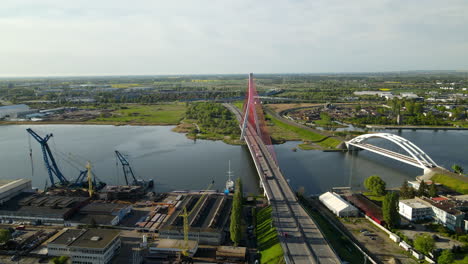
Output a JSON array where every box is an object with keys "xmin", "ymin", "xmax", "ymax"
[{"xmin": 224, "ymin": 103, "xmax": 340, "ymax": 264}]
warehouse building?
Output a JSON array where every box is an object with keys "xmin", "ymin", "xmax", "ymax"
[
  {"xmin": 319, "ymin": 192, "xmax": 359, "ymax": 217},
  {"xmin": 0, "ymin": 193, "xmax": 89, "ymax": 224},
  {"xmin": 48, "ymin": 228, "xmax": 121, "ymax": 264},
  {"xmin": 71, "ymin": 202, "xmax": 132, "ymax": 226},
  {"xmin": 0, "ymin": 179, "xmax": 33, "ymax": 204},
  {"xmin": 159, "ymin": 193, "xmax": 232, "ymax": 245},
  {"xmin": 344, "ymin": 193, "xmax": 385, "ymax": 225}
]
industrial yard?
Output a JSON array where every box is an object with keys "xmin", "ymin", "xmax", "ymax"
[{"xmin": 0, "ymin": 177, "xmax": 246, "ymax": 263}]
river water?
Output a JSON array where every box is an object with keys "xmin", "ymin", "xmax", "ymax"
[{"xmin": 0, "ymin": 125, "xmax": 466, "ymax": 195}]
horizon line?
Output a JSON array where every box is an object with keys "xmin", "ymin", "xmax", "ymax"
[{"xmin": 1, "ymin": 69, "xmax": 467, "ymax": 79}]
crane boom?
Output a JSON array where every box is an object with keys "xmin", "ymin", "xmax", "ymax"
[
  {"xmin": 115, "ymin": 150, "xmax": 138, "ymax": 185},
  {"xmin": 26, "ymin": 128, "xmax": 68, "ymax": 186},
  {"xmin": 86, "ymin": 162, "xmax": 93, "ymax": 197}
]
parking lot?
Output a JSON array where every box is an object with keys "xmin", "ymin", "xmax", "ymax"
[{"xmin": 341, "ymin": 218, "xmax": 418, "ymax": 264}]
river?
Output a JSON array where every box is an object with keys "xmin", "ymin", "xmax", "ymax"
[{"xmin": 0, "ymin": 125, "xmax": 466, "ymax": 195}]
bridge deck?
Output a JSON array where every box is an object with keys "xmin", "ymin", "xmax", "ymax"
[
  {"xmin": 225, "ymin": 103, "xmax": 340, "ymax": 264},
  {"xmin": 348, "ymin": 142, "xmax": 435, "ymax": 169}
]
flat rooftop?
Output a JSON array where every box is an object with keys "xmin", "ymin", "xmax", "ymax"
[
  {"xmin": 80, "ymin": 202, "xmax": 128, "ymax": 214},
  {"xmin": 0, "ymin": 179, "xmax": 30, "ymax": 192},
  {"xmin": 49, "ymin": 229, "xmax": 84, "ymax": 246},
  {"xmin": 51, "ymin": 228, "xmax": 120, "ymax": 249},
  {"xmin": 162, "ymin": 193, "xmax": 231, "ymax": 231},
  {"xmin": 153, "ymin": 238, "xmax": 197, "ymax": 250},
  {"xmin": 70, "ymin": 213, "xmax": 117, "ymax": 225},
  {"xmin": 400, "ymin": 199, "xmax": 431, "ymax": 209},
  {"xmin": 0, "ymin": 193, "xmax": 88, "ymax": 219}
]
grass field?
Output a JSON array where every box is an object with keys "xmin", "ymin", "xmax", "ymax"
[
  {"xmin": 256, "ymin": 206, "xmax": 284, "ymax": 264},
  {"xmin": 266, "ymin": 114, "xmax": 341, "ymax": 149},
  {"xmin": 89, "ymin": 104, "xmax": 186, "ymax": 125},
  {"xmin": 431, "ymin": 173, "xmax": 468, "ymax": 194},
  {"xmin": 362, "ymin": 192, "xmax": 385, "ymax": 204},
  {"xmin": 233, "ymin": 101, "xmax": 244, "ymax": 110},
  {"xmin": 313, "ymin": 119, "xmax": 347, "ymax": 128}
]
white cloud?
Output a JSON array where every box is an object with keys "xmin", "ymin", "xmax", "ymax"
[{"xmin": 0, "ymin": 0, "xmax": 467, "ymax": 76}]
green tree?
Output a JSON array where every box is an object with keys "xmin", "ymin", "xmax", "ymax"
[
  {"xmin": 0, "ymin": 229, "xmax": 11, "ymax": 243},
  {"xmin": 51, "ymin": 256, "xmax": 69, "ymax": 264},
  {"xmin": 236, "ymin": 178, "xmax": 243, "ymax": 201},
  {"xmin": 230, "ymin": 178, "xmax": 243, "ymax": 246},
  {"xmin": 364, "ymin": 175, "xmax": 386, "ymax": 196},
  {"xmin": 437, "ymin": 249, "xmax": 454, "ymax": 264},
  {"xmin": 428, "ymin": 183, "xmax": 437, "ymax": 198},
  {"xmin": 382, "ymin": 192, "xmax": 399, "ymax": 228},
  {"xmin": 399, "ymin": 181, "xmax": 415, "ymax": 199},
  {"xmin": 418, "ymin": 181, "xmax": 428, "ymax": 197},
  {"xmin": 414, "ymin": 234, "xmax": 435, "ymax": 255},
  {"xmin": 452, "ymin": 164, "xmax": 464, "ymax": 174}
]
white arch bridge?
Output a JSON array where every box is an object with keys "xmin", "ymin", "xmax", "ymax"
[{"xmin": 346, "ymin": 133, "xmax": 438, "ymax": 171}]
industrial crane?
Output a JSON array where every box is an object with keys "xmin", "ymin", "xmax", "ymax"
[
  {"xmin": 179, "ymin": 180, "xmax": 214, "ymax": 258},
  {"xmin": 115, "ymin": 150, "xmax": 153, "ymax": 188},
  {"xmin": 26, "ymin": 128, "xmax": 69, "ymax": 186},
  {"xmin": 27, "ymin": 128, "xmax": 106, "ymax": 191}
]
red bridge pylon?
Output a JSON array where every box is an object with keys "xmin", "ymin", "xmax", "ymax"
[{"xmin": 240, "ymin": 73, "xmax": 277, "ymax": 163}]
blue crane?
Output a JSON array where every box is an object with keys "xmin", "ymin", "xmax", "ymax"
[
  {"xmin": 114, "ymin": 150, "xmax": 153, "ymax": 188},
  {"xmin": 115, "ymin": 150, "xmax": 138, "ymax": 185},
  {"xmin": 26, "ymin": 128, "xmax": 69, "ymax": 186}
]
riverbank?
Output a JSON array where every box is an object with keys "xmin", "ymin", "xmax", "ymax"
[
  {"xmin": 172, "ymin": 121, "xmax": 244, "ymax": 145},
  {"xmin": 0, "ymin": 120, "xmax": 178, "ymax": 126},
  {"xmin": 173, "ymin": 103, "xmax": 244, "ymax": 145},
  {"xmin": 366, "ymin": 125, "xmax": 468, "ymax": 130},
  {"xmin": 264, "ymin": 107, "xmax": 343, "ymax": 150}
]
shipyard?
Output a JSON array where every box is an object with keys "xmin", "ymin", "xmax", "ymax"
[{"xmin": 0, "ymin": 127, "xmax": 251, "ymax": 264}]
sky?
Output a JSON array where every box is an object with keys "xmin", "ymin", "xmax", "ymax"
[{"xmin": 1, "ymin": 0, "xmax": 468, "ymax": 76}]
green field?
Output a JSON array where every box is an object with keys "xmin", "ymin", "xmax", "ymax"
[
  {"xmin": 233, "ymin": 101, "xmax": 244, "ymax": 110},
  {"xmin": 431, "ymin": 174, "xmax": 468, "ymax": 194},
  {"xmin": 89, "ymin": 104, "xmax": 186, "ymax": 124},
  {"xmin": 266, "ymin": 114, "xmax": 341, "ymax": 149},
  {"xmin": 256, "ymin": 206, "xmax": 284, "ymax": 264},
  {"xmin": 313, "ymin": 119, "xmax": 347, "ymax": 128}
]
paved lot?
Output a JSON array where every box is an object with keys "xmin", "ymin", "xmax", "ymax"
[{"xmin": 341, "ymin": 218, "xmax": 417, "ymax": 264}]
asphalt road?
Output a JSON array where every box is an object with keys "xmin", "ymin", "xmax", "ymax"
[{"xmin": 224, "ymin": 103, "xmax": 340, "ymax": 264}]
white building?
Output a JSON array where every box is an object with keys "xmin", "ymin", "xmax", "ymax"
[
  {"xmin": 400, "ymin": 92, "xmax": 419, "ymax": 99},
  {"xmin": 354, "ymin": 91, "xmax": 393, "ymax": 98},
  {"xmin": 399, "ymin": 199, "xmax": 432, "ymax": 221},
  {"xmin": 319, "ymin": 192, "xmax": 359, "ymax": 217},
  {"xmin": 0, "ymin": 179, "xmax": 33, "ymax": 204},
  {"xmin": 399, "ymin": 197, "xmax": 467, "ymax": 232},
  {"xmin": 48, "ymin": 228, "xmax": 121, "ymax": 264},
  {"xmin": 423, "ymin": 197, "xmax": 466, "ymax": 232}
]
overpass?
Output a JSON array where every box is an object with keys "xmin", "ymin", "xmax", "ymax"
[
  {"xmin": 346, "ymin": 133, "xmax": 438, "ymax": 172},
  {"xmin": 223, "ymin": 73, "xmax": 340, "ymax": 264}
]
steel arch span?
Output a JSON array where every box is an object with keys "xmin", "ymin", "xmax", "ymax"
[{"xmin": 346, "ymin": 133, "xmax": 438, "ymax": 169}]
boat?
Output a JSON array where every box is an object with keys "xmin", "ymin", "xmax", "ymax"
[{"xmin": 225, "ymin": 161, "xmax": 235, "ymax": 193}]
